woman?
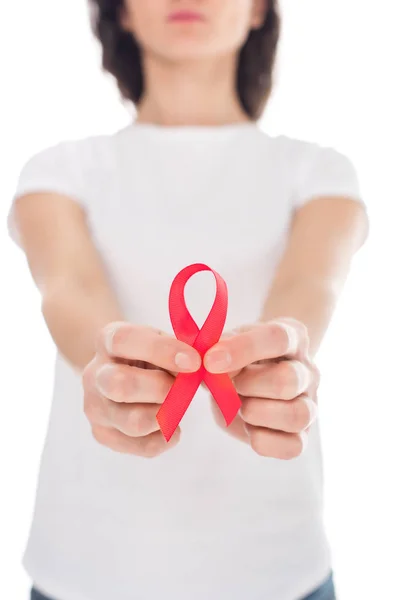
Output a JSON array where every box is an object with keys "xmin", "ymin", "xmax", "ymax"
[{"xmin": 8, "ymin": 1, "xmax": 368, "ymax": 599}]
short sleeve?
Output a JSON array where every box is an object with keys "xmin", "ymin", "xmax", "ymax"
[
  {"xmin": 292, "ymin": 143, "xmax": 365, "ymax": 209},
  {"xmin": 7, "ymin": 141, "xmax": 87, "ymax": 248}
]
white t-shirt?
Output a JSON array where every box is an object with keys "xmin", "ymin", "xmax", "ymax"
[{"xmin": 8, "ymin": 122, "xmax": 364, "ymax": 600}]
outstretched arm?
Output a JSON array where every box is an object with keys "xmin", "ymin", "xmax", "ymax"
[
  {"xmin": 259, "ymin": 195, "xmax": 368, "ymax": 356},
  {"xmin": 208, "ymin": 195, "xmax": 369, "ymax": 448},
  {"xmin": 13, "ymin": 192, "xmax": 124, "ymax": 371}
]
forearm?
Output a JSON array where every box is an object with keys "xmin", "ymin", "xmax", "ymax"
[
  {"xmin": 260, "ymin": 279, "xmax": 340, "ymax": 357},
  {"xmin": 258, "ymin": 198, "xmax": 368, "ymax": 357},
  {"xmin": 41, "ymin": 279, "xmax": 124, "ymax": 371}
]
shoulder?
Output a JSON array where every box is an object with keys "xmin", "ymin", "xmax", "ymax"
[
  {"xmin": 12, "ymin": 126, "xmax": 133, "ymax": 206},
  {"xmin": 257, "ymin": 130, "xmax": 355, "ymax": 170},
  {"xmin": 18, "ymin": 127, "xmax": 128, "ymax": 175},
  {"xmin": 255, "ymin": 130, "xmax": 364, "ymax": 208}
]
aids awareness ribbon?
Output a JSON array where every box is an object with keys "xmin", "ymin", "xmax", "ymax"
[{"xmin": 156, "ymin": 263, "xmax": 242, "ymax": 442}]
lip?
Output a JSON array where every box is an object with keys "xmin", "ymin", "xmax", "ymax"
[{"xmin": 167, "ymin": 10, "xmax": 205, "ymax": 23}]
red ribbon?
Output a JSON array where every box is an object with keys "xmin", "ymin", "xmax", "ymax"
[{"xmin": 156, "ymin": 263, "xmax": 242, "ymax": 442}]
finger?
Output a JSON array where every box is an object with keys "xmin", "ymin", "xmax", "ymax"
[
  {"xmin": 211, "ymin": 400, "xmax": 249, "ymax": 443},
  {"xmin": 97, "ymin": 322, "xmax": 201, "ymax": 373},
  {"xmin": 308, "ymin": 362, "xmax": 321, "ymax": 399},
  {"xmin": 220, "ymin": 329, "xmax": 242, "ymax": 340},
  {"xmin": 91, "ymin": 425, "xmax": 180, "ymax": 457},
  {"xmin": 204, "ymin": 320, "xmax": 307, "ymax": 374},
  {"xmin": 245, "ymin": 424, "xmax": 308, "ymax": 460},
  {"xmin": 83, "ymin": 358, "xmax": 108, "ymax": 425},
  {"xmin": 105, "ymin": 402, "xmax": 161, "ymax": 437},
  {"xmin": 240, "ymin": 394, "xmax": 318, "ymax": 433},
  {"xmin": 270, "ymin": 317, "xmax": 310, "ymax": 357},
  {"xmin": 234, "ymin": 359, "xmax": 311, "ymax": 400},
  {"xmin": 95, "ymin": 363, "xmax": 173, "ymax": 404}
]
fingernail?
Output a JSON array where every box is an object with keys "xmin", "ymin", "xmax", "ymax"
[
  {"xmin": 304, "ymin": 396, "xmax": 318, "ymax": 427},
  {"xmin": 204, "ymin": 349, "xmax": 232, "ymax": 373},
  {"xmin": 96, "ymin": 363, "xmax": 114, "ymax": 396},
  {"xmin": 174, "ymin": 352, "xmax": 200, "ymax": 372},
  {"xmin": 300, "ymin": 431, "xmax": 309, "ymax": 455},
  {"xmin": 272, "ymin": 321, "xmax": 298, "ymax": 354},
  {"xmin": 292, "ymin": 361, "xmax": 310, "ymax": 394},
  {"xmin": 243, "ymin": 422, "xmax": 250, "ymax": 436},
  {"xmin": 104, "ymin": 322, "xmax": 121, "ymax": 355}
]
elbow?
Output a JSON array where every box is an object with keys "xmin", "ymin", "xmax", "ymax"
[{"xmin": 40, "ymin": 277, "xmax": 80, "ymax": 322}]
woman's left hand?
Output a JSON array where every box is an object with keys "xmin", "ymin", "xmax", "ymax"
[{"xmin": 203, "ymin": 318, "xmax": 320, "ymax": 459}]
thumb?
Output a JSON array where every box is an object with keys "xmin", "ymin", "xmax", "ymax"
[{"xmin": 212, "ymin": 329, "xmax": 242, "ymax": 378}]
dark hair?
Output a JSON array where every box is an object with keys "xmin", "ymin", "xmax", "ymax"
[{"xmin": 88, "ymin": 1, "xmax": 280, "ymax": 120}]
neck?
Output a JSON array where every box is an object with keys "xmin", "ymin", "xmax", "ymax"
[{"xmin": 136, "ymin": 53, "xmax": 250, "ymax": 127}]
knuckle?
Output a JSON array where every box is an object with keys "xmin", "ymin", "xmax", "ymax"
[
  {"xmin": 98, "ymin": 364, "xmax": 138, "ymax": 402},
  {"xmin": 280, "ymin": 318, "xmax": 306, "ymax": 338},
  {"xmin": 83, "ymin": 400, "xmax": 93, "ymax": 422},
  {"xmin": 312, "ymin": 364, "xmax": 321, "ymax": 388},
  {"xmin": 84, "ymin": 396, "xmax": 101, "ymax": 424},
  {"xmin": 81, "ymin": 365, "xmax": 90, "ymax": 388},
  {"xmin": 297, "ymin": 320, "xmax": 308, "ymax": 340},
  {"xmin": 82, "ymin": 360, "xmax": 95, "ymax": 390}
]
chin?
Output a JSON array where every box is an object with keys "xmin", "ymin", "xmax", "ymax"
[
  {"xmin": 152, "ymin": 29, "xmax": 222, "ymax": 61},
  {"xmin": 166, "ymin": 47, "xmax": 214, "ymax": 61},
  {"xmin": 160, "ymin": 44, "xmax": 226, "ymax": 63}
]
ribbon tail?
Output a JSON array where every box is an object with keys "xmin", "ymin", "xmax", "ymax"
[
  {"xmin": 203, "ymin": 372, "xmax": 242, "ymax": 426},
  {"xmin": 157, "ymin": 371, "xmax": 203, "ymax": 442}
]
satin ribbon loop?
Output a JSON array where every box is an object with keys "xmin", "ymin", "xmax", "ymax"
[{"xmin": 156, "ymin": 263, "xmax": 241, "ymax": 441}]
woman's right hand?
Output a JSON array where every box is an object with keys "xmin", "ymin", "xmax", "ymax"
[{"xmin": 82, "ymin": 322, "xmax": 202, "ymax": 457}]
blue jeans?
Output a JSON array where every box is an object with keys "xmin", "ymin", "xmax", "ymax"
[{"xmin": 31, "ymin": 571, "xmax": 336, "ymax": 600}]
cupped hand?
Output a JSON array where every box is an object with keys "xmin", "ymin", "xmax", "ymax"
[
  {"xmin": 82, "ymin": 322, "xmax": 201, "ymax": 457},
  {"xmin": 204, "ymin": 318, "xmax": 320, "ymax": 460}
]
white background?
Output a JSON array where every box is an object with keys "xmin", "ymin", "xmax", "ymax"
[{"xmin": 1, "ymin": 0, "xmax": 399, "ymax": 598}]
